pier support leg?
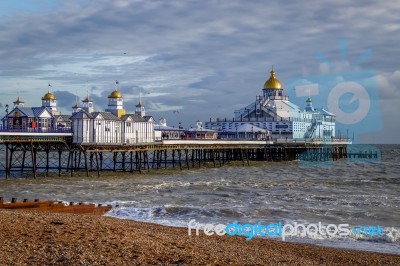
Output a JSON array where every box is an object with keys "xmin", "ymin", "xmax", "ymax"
[
  {"xmin": 21, "ymin": 148, "xmax": 26, "ymax": 174},
  {"xmin": 130, "ymin": 151, "xmax": 133, "ymax": 173},
  {"xmin": 58, "ymin": 150, "xmax": 62, "ymax": 177},
  {"xmin": 178, "ymin": 150, "xmax": 182, "ymax": 170},
  {"xmin": 145, "ymin": 151, "xmax": 150, "ymax": 171},
  {"xmin": 31, "ymin": 144, "xmax": 36, "ymax": 179},
  {"xmin": 69, "ymin": 151, "xmax": 74, "ymax": 177},
  {"xmin": 84, "ymin": 151, "xmax": 89, "ymax": 177},
  {"xmin": 5, "ymin": 143, "xmax": 9, "ymax": 179},
  {"xmin": 164, "ymin": 149, "xmax": 167, "ymax": 169},
  {"xmin": 45, "ymin": 148, "xmax": 50, "ymax": 176},
  {"xmin": 95, "ymin": 152, "xmax": 100, "ymax": 177},
  {"xmin": 138, "ymin": 151, "xmax": 142, "ymax": 174},
  {"xmin": 185, "ymin": 149, "xmax": 190, "ymax": 170},
  {"xmin": 113, "ymin": 152, "xmax": 117, "ymax": 172}
]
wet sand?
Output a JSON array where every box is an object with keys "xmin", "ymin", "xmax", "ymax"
[{"xmin": 0, "ymin": 209, "xmax": 399, "ymax": 265}]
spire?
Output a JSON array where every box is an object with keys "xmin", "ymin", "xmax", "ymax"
[
  {"xmin": 135, "ymin": 88, "xmax": 146, "ymax": 117},
  {"xmin": 270, "ymin": 65, "xmax": 276, "ymax": 77}
]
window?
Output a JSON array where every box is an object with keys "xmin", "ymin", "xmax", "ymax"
[{"xmin": 126, "ymin": 122, "xmax": 131, "ymax": 127}]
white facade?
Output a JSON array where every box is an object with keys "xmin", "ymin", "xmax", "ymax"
[
  {"xmin": 72, "ymin": 111, "xmax": 92, "ymax": 143},
  {"xmin": 92, "ymin": 113, "xmax": 122, "ymax": 144},
  {"xmin": 122, "ymin": 115, "xmax": 154, "ymax": 144}
]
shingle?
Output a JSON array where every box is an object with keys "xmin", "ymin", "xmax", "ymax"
[
  {"xmin": 92, "ymin": 112, "xmax": 120, "ymax": 121},
  {"xmin": 31, "ymin": 107, "xmax": 52, "ymax": 117},
  {"xmin": 122, "ymin": 114, "xmax": 147, "ymax": 122},
  {"xmin": 70, "ymin": 110, "xmax": 93, "ymax": 119},
  {"xmin": 15, "ymin": 107, "xmax": 35, "ymax": 117},
  {"xmin": 54, "ymin": 115, "xmax": 72, "ymax": 122}
]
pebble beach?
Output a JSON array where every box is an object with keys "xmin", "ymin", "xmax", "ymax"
[{"xmin": 0, "ymin": 209, "xmax": 399, "ymax": 265}]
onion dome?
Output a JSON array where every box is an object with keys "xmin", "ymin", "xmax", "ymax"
[
  {"xmin": 108, "ymin": 90, "xmax": 123, "ymax": 98},
  {"xmin": 263, "ymin": 67, "xmax": 282, "ymax": 90},
  {"xmin": 42, "ymin": 92, "xmax": 56, "ymax": 100}
]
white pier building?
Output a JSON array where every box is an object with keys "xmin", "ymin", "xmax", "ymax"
[
  {"xmin": 205, "ymin": 67, "xmax": 336, "ymax": 140},
  {"xmin": 71, "ymin": 90, "xmax": 155, "ymax": 144}
]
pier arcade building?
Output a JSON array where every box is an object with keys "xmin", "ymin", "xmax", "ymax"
[
  {"xmin": 205, "ymin": 68, "xmax": 336, "ymax": 140},
  {"xmin": 1, "ymin": 91, "xmax": 71, "ymax": 131},
  {"xmin": 71, "ymin": 90, "xmax": 155, "ymax": 144},
  {"xmin": 2, "ymin": 89, "xmax": 155, "ymax": 145}
]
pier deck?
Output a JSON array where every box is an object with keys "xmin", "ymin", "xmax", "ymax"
[{"xmin": 0, "ymin": 131, "xmax": 366, "ymax": 179}]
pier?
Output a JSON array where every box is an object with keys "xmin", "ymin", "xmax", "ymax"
[{"xmin": 0, "ymin": 131, "xmax": 361, "ymax": 178}]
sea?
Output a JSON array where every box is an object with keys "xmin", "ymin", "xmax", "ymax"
[{"xmin": 0, "ymin": 144, "xmax": 399, "ymax": 255}]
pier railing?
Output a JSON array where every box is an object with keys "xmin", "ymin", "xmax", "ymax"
[
  {"xmin": 275, "ymin": 138, "xmax": 352, "ymax": 144},
  {"xmin": 0, "ymin": 128, "xmax": 72, "ymax": 133}
]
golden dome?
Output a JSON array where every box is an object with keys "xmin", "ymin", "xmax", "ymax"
[
  {"xmin": 263, "ymin": 67, "xmax": 282, "ymax": 90},
  {"xmin": 108, "ymin": 90, "xmax": 123, "ymax": 98},
  {"xmin": 42, "ymin": 92, "xmax": 56, "ymax": 100}
]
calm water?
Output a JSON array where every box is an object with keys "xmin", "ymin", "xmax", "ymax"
[{"xmin": 0, "ymin": 144, "xmax": 399, "ymax": 254}]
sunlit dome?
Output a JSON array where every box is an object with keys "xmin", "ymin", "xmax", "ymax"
[
  {"xmin": 263, "ymin": 67, "xmax": 282, "ymax": 90},
  {"xmin": 42, "ymin": 92, "xmax": 56, "ymax": 100},
  {"xmin": 108, "ymin": 90, "xmax": 123, "ymax": 98}
]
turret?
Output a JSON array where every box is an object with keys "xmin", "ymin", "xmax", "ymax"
[
  {"xmin": 105, "ymin": 90, "xmax": 126, "ymax": 118},
  {"xmin": 41, "ymin": 90, "xmax": 58, "ymax": 114}
]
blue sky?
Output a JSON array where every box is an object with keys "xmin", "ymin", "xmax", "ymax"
[{"xmin": 0, "ymin": 0, "xmax": 399, "ymax": 143}]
